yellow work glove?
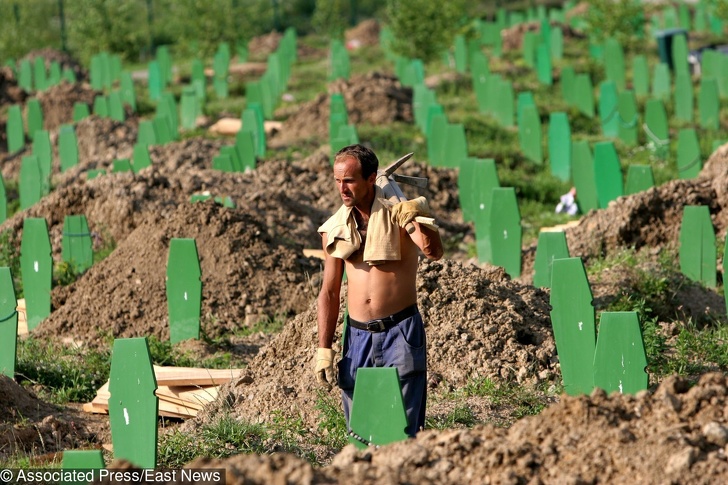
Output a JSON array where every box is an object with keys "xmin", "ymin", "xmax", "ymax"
[
  {"xmin": 315, "ymin": 347, "xmax": 336, "ymax": 389},
  {"xmin": 390, "ymin": 196, "xmax": 432, "ymax": 228}
]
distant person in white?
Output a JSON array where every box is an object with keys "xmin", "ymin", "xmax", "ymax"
[{"xmin": 555, "ymin": 187, "xmax": 578, "ymax": 216}]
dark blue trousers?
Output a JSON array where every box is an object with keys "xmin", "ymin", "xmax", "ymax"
[{"xmin": 337, "ymin": 310, "xmax": 427, "ymax": 437}]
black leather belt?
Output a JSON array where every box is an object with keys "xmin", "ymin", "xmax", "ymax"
[{"xmin": 348, "ymin": 304, "xmax": 418, "ymax": 332}]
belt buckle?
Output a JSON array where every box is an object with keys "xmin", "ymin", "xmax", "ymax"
[{"xmin": 368, "ymin": 319, "xmax": 386, "ymax": 332}]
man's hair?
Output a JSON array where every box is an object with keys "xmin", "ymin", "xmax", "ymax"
[{"xmin": 334, "ymin": 144, "xmax": 379, "ymax": 179}]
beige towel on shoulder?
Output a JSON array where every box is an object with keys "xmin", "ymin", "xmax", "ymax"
[{"xmin": 318, "ymin": 186, "xmax": 401, "ymax": 265}]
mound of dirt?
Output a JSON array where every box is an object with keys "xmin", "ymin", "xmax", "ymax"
[
  {"xmin": 34, "ymin": 200, "xmax": 322, "ymax": 345},
  {"xmin": 345, "ymin": 19, "xmax": 381, "ymax": 48},
  {"xmin": 103, "ymin": 374, "xmax": 728, "ymax": 484},
  {"xmin": 0, "ymin": 66, "xmax": 26, "ymax": 107},
  {"xmin": 0, "ymin": 376, "xmax": 96, "ymax": 458},
  {"xmin": 271, "ymin": 72, "xmax": 413, "ymax": 146},
  {"xmin": 248, "ymin": 32, "xmax": 282, "ymax": 60},
  {"xmin": 20, "ymin": 47, "xmax": 88, "ymax": 82},
  {"xmin": 188, "ymin": 259, "xmax": 556, "ymax": 435},
  {"xmin": 34, "ymin": 82, "xmax": 99, "ymax": 133}
]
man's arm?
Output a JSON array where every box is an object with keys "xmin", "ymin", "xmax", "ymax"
[
  {"xmin": 409, "ymin": 222, "xmax": 444, "ymax": 260},
  {"xmin": 317, "ymin": 232, "xmax": 345, "ymax": 348}
]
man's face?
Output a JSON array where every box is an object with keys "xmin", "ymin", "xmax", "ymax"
[{"xmin": 333, "ymin": 156, "xmax": 375, "ymax": 208}]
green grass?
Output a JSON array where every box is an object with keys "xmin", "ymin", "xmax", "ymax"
[{"xmin": 15, "ymin": 338, "xmax": 111, "ymax": 404}]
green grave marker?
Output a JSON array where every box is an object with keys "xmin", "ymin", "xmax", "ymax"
[
  {"xmin": 598, "ymin": 80, "xmax": 619, "ymax": 138},
  {"xmin": 191, "ymin": 59, "xmax": 206, "ymax": 102},
  {"xmin": 152, "ymin": 116, "xmax": 173, "ymax": 145},
  {"xmin": 33, "ymin": 130, "xmax": 52, "ymax": 195},
  {"xmin": 235, "ymin": 130, "xmax": 257, "ymax": 172},
  {"xmin": 62, "ymin": 215, "xmax": 93, "ymax": 273},
  {"xmin": 157, "ymin": 46, "xmax": 172, "ymax": 87},
  {"xmin": 159, "ymin": 92, "xmax": 179, "ymax": 139},
  {"xmin": 180, "ymin": 86, "xmax": 199, "ymax": 130},
  {"xmin": 593, "ymin": 312, "xmax": 648, "ymax": 395},
  {"xmin": 20, "ymin": 217, "xmax": 52, "ymax": 331},
  {"xmin": 18, "ymin": 59, "xmax": 33, "ymax": 91},
  {"xmin": 593, "ymin": 141, "xmax": 623, "ymax": 208},
  {"xmin": 550, "ymin": 257, "xmax": 595, "ymax": 395},
  {"xmin": 7, "ymin": 104, "xmax": 24, "ymax": 154},
  {"xmin": 33, "ymin": 57, "xmax": 47, "ymax": 92},
  {"xmin": 677, "ymin": 3, "xmax": 690, "ymax": 29},
  {"xmin": 137, "ymin": 120, "xmax": 157, "ymax": 147},
  {"xmin": 677, "ymin": 128, "xmax": 702, "ymax": 179},
  {"xmin": 674, "ymin": 71, "xmax": 693, "ymax": 123},
  {"xmin": 212, "ymin": 154, "xmax": 234, "ymax": 172},
  {"xmin": 560, "ymin": 66, "xmax": 575, "ymax": 105},
  {"xmin": 19, "ymin": 155, "xmax": 42, "ymax": 210},
  {"xmin": 86, "ymin": 169, "xmax": 106, "ymax": 180},
  {"xmin": 710, "ymin": 12, "xmax": 724, "ymax": 35},
  {"xmin": 533, "ymin": 231, "xmax": 570, "ymax": 288},
  {"xmin": 148, "ymin": 61, "xmax": 162, "ymax": 101},
  {"xmin": 496, "ymin": 78, "xmax": 514, "ymax": 127},
  {"xmin": 459, "ymin": 157, "xmax": 499, "ymax": 224},
  {"xmin": 412, "ymin": 85, "xmax": 432, "ymax": 131},
  {"xmin": 236, "ymin": 40, "xmax": 249, "ymax": 63},
  {"xmin": 112, "ymin": 159, "xmax": 133, "ymax": 173},
  {"xmin": 624, "ymin": 165, "xmax": 655, "ymax": 195},
  {"xmin": 93, "ymin": 95, "xmax": 109, "ymax": 118},
  {"xmin": 120, "ymin": 71, "xmax": 137, "ymax": 112},
  {"xmin": 643, "ymin": 98, "xmax": 669, "ymax": 159},
  {"xmin": 454, "ymin": 35, "xmax": 468, "ymax": 73},
  {"xmin": 536, "ymin": 43, "xmax": 552, "ymax": 85},
  {"xmin": 90, "ymin": 54, "xmax": 103, "ymax": 91},
  {"xmin": 48, "ymin": 61, "xmax": 61, "ymax": 87},
  {"xmin": 679, "ymin": 205, "xmax": 716, "ymax": 287},
  {"xmin": 348, "ymin": 367, "xmax": 408, "ymax": 449},
  {"xmin": 338, "ymin": 124, "xmax": 360, "ymax": 146},
  {"xmin": 108, "ymin": 337, "xmax": 158, "ymax": 469},
  {"xmin": 548, "ymin": 112, "xmax": 571, "ymax": 181},
  {"xmin": 0, "ymin": 267, "xmax": 18, "ymax": 377},
  {"xmin": 671, "ymin": 32, "xmax": 689, "ymax": 76},
  {"xmin": 551, "ymin": 27, "xmax": 563, "ymax": 60},
  {"xmin": 427, "ymin": 114, "xmax": 448, "ymax": 166},
  {"xmin": 695, "ymin": 4, "xmax": 707, "ymax": 32},
  {"xmin": 444, "ymin": 123, "xmax": 467, "ymax": 168},
  {"xmin": 220, "ymin": 145, "xmax": 243, "ymax": 172},
  {"xmin": 617, "ymin": 90, "xmax": 638, "ymax": 146},
  {"xmin": 702, "ymin": 50, "xmax": 719, "ymax": 83},
  {"xmin": 59, "ymin": 125, "xmax": 79, "ymax": 173},
  {"xmin": 604, "ymin": 38, "xmax": 626, "ymax": 90},
  {"xmin": 62, "ymin": 450, "xmax": 105, "ymax": 474},
  {"xmin": 651, "ymin": 62, "xmax": 671, "ymax": 101},
  {"xmin": 486, "ymin": 187, "xmax": 521, "ymax": 277},
  {"xmin": 108, "ymin": 91, "xmax": 125, "ymax": 122},
  {"xmin": 132, "ymin": 144, "xmax": 152, "ymax": 173},
  {"xmin": 424, "ymin": 104, "xmax": 444, "ymax": 142},
  {"xmin": 522, "ymin": 31, "xmax": 538, "ymax": 68},
  {"xmin": 699, "ymin": 77, "xmax": 720, "ymax": 130},
  {"xmin": 484, "ymin": 74, "xmax": 500, "ymax": 118},
  {"xmin": 242, "ymin": 104, "xmax": 266, "ymax": 158},
  {"xmin": 167, "ymin": 238, "xmax": 202, "ymax": 343},
  {"xmin": 516, "ymin": 91, "xmax": 535, "ymax": 129},
  {"xmin": 26, "ymin": 99, "xmax": 43, "ymax": 141},
  {"xmin": 63, "ymin": 68, "xmax": 78, "ymax": 85},
  {"xmin": 632, "ymin": 55, "xmax": 649, "ymax": 97},
  {"xmin": 519, "ymin": 104, "xmax": 542, "ymax": 164},
  {"xmin": 73, "ymin": 102, "xmax": 90, "ymax": 122},
  {"xmin": 574, "ymin": 74, "xmax": 595, "ymax": 118}
]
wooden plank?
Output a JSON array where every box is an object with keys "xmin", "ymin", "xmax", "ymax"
[{"xmin": 152, "ymin": 365, "xmax": 241, "ymax": 386}]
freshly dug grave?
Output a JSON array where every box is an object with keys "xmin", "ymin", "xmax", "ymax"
[
  {"xmin": 33, "ymin": 200, "xmax": 322, "ymax": 345},
  {"xmin": 99, "ymin": 374, "xmax": 728, "ymax": 484},
  {"xmin": 0, "ymin": 376, "xmax": 98, "ymax": 459},
  {"xmin": 33, "ymin": 82, "xmax": 99, "ymax": 133},
  {"xmin": 188, "ymin": 259, "xmax": 557, "ymax": 435},
  {"xmin": 270, "ymin": 72, "xmax": 413, "ymax": 146},
  {"xmin": 345, "ymin": 19, "xmax": 381, "ymax": 48}
]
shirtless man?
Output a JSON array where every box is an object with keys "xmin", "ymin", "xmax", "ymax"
[{"xmin": 315, "ymin": 144, "xmax": 443, "ymax": 437}]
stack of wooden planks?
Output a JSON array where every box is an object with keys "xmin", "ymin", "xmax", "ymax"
[{"xmin": 83, "ymin": 366, "xmax": 242, "ymax": 419}]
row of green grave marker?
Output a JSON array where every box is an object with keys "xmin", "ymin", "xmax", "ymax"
[
  {"xmin": 330, "ymin": 39, "xmax": 351, "ymax": 81},
  {"xmin": 90, "ymin": 52, "xmax": 124, "ymax": 92},
  {"xmin": 246, "ymin": 27, "xmax": 298, "ymax": 120},
  {"xmin": 15, "ymin": 57, "xmax": 77, "ymax": 93},
  {"xmin": 329, "ymin": 93, "xmax": 359, "ymax": 157},
  {"xmin": 212, "ymin": 103, "xmax": 263, "ymax": 172}
]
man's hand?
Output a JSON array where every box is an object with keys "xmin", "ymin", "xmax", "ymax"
[
  {"xmin": 315, "ymin": 347, "xmax": 336, "ymax": 389},
  {"xmin": 390, "ymin": 196, "xmax": 432, "ymax": 228}
]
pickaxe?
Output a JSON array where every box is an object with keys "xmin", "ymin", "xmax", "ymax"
[{"xmin": 375, "ymin": 152, "xmax": 437, "ymax": 234}]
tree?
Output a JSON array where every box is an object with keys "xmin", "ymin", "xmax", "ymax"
[
  {"xmin": 312, "ymin": 0, "xmax": 349, "ymax": 39},
  {"xmin": 584, "ymin": 0, "xmax": 644, "ymax": 51},
  {"xmin": 384, "ymin": 0, "xmax": 469, "ymax": 63}
]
